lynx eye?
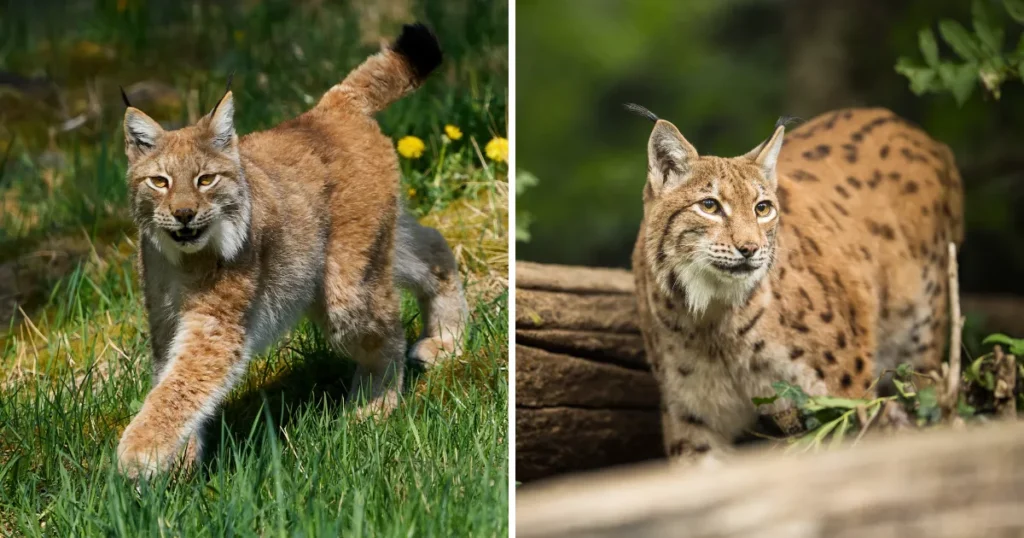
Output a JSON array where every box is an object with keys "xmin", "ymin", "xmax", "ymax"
[
  {"xmin": 755, "ymin": 201, "xmax": 774, "ymax": 218},
  {"xmin": 196, "ymin": 174, "xmax": 218, "ymax": 188},
  {"xmin": 698, "ymin": 198, "xmax": 720, "ymax": 214},
  {"xmin": 146, "ymin": 176, "xmax": 169, "ymax": 190}
]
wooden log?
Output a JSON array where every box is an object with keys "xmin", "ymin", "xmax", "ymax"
[
  {"xmin": 515, "ymin": 261, "xmax": 1024, "ymax": 483},
  {"xmin": 516, "ymin": 420, "xmax": 1024, "ymax": 538},
  {"xmin": 515, "ymin": 262, "xmax": 661, "ymax": 482}
]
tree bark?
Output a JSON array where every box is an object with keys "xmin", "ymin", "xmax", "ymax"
[
  {"xmin": 516, "ymin": 420, "xmax": 1024, "ymax": 538},
  {"xmin": 515, "ymin": 261, "xmax": 1024, "ymax": 483}
]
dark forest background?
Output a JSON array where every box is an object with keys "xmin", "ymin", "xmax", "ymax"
[{"xmin": 516, "ymin": 0, "xmax": 1024, "ymax": 301}]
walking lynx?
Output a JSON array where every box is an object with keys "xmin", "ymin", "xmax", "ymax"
[
  {"xmin": 117, "ymin": 24, "xmax": 468, "ymax": 478},
  {"xmin": 628, "ymin": 105, "xmax": 963, "ymax": 465}
]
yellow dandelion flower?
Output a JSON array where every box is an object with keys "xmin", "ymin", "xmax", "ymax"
[
  {"xmin": 444, "ymin": 124, "xmax": 463, "ymax": 141},
  {"xmin": 485, "ymin": 136, "xmax": 508, "ymax": 163},
  {"xmin": 408, "ymin": 187, "xmax": 417, "ymax": 197},
  {"xmin": 396, "ymin": 136, "xmax": 426, "ymax": 159}
]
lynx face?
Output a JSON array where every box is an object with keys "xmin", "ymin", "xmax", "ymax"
[
  {"xmin": 123, "ymin": 93, "xmax": 251, "ymax": 263},
  {"xmin": 642, "ymin": 118, "xmax": 785, "ymax": 314}
]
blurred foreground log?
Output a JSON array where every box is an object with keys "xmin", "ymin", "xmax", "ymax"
[
  {"xmin": 516, "ymin": 420, "xmax": 1024, "ymax": 538},
  {"xmin": 515, "ymin": 261, "xmax": 1024, "ymax": 483}
]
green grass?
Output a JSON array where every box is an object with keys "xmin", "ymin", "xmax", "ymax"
[{"xmin": 0, "ymin": 1, "xmax": 509, "ymax": 535}]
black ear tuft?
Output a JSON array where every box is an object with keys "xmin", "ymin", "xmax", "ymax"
[
  {"xmin": 624, "ymin": 103, "xmax": 659, "ymax": 123},
  {"xmin": 210, "ymin": 71, "xmax": 236, "ymax": 118},
  {"xmin": 120, "ymin": 86, "xmax": 131, "ymax": 108},
  {"xmin": 391, "ymin": 23, "xmax": 443, "ymax": 81}
]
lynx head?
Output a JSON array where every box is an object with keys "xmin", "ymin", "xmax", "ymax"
[
  {"xmin": 631, "ymin": 104, "xmax": 786, "ymax": 315},
  {"xmin": 123, "ymin": 91, "xmax": 250, "ymax": 264}
]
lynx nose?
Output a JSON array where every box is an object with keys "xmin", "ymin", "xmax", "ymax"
[
  {"xmin": 173, "ymin": 208, "xmax": 196, "ymax": 226},
  {"xmin": 737, "ymin": 243, "xmax": 759, "ymax": 258}
]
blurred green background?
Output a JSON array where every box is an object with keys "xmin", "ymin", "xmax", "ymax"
[{"xmin": 516, "ymin": 0, "xmax": 1024, "ymax": 298}]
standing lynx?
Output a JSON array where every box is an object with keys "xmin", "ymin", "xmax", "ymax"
[
  {"xmin": 628, "ymin": 105, "xmax": 963, "ymax": 464},
  {"xmin": 117, "ymin": 24, "xmax": 468, "ymax": 478}
]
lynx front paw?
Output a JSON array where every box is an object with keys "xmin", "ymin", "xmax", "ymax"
[
  {"xmin": 348, "ymin": 388, "xmax": 401, "ymax": 422},
  {"xmin": 408, "ymin": 335, "xmax": 460, "ymax": 366},
  {"xmin": 117, "ymin": 419, "xmax": 193, "ymax": 479}
]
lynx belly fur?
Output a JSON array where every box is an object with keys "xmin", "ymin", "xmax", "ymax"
[
  {"xmin": 117, "ymin": 24, "xmax": 468, "ymax": 478},
  {"xmin": 629, "ymin": 105, "xmax": 963, "ymax": 464}
]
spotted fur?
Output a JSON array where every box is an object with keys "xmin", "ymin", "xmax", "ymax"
[
  {"xmin": 631, "ymin": 108, "xmax": 963, "ymax": 464},
  {"xmin": 116, "ymin": 23, "xmax": 468, "ymax": 478}
]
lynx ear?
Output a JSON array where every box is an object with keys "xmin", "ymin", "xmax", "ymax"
[
  {"xmin": 124, "ymin": 107, "xmax": 164, "ymax": 161},
  {"xmin": 207, "ymin": 91, "xmax": 236, "ymax": 151},
  {"xmin": 647, "ymin": 120, "xmax": 698, "ymax": 196},
  {"xmin": 744, "ymin": 122, "xmax": 786, "ymax": 186}
]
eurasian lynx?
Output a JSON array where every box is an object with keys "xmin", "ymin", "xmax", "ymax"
[
  {"xmin": 117, "ymin": 24, "xmax": 468, "ymax": 478},
  {"xmin": 629, "ymin": 105, "xmax": 962, "ymax": 465}
]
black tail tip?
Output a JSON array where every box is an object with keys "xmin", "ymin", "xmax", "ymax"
[
  {"xmin": 392, "ymin": 23, "xmax": 443, "ymax": 81},
  {"xmin": 623, "ymin": 102, "xmax": 659, "ymax": 123}
]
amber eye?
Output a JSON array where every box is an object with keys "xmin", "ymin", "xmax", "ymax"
[
  {"xmin": 197, "ymin": 174, "xmax": 217, "ymax": 187},
  {"xmin": 147, "ymin": 176, "xmax": 169, "ymax": 189},
  {"xmin": 755, "ymin": 201, "xmax": 773, "ymax": 217},
  {"xmin": 698, "ymin": 198, "xmax": 720, "ymax": 214}
]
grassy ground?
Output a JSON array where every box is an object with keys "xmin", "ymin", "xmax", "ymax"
[{"xmin": 0, "ymin": 1, "xmax": 509, "ymax": 535}]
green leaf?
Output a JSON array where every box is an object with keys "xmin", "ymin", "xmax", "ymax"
[
  {"xmin": 772, "ymin": 381, "xmax": 809, "ymax": 407},
  {"xmin": 830, "ymin": 414, "xmax": 852, "ymax": 448},
  {"xmin": 1004, "ymin": 0, "xmax": 1024, "ymax": 23},
  {"xmin": 810, "ymin": 417, "xmax": 840, "ymax": 446},
  {"xmin": 982, "ymin": 333, "xmax": 1024, "ymax": 355},
  {"xmin": 515, "ymin": 169, "xmax": 539, "ymax": 196},
  {"xmin": 973, "ymin": 0, "xmax": 1005, "ymax": 57},
  {"xmin": 895, "ymin": 58, "xmax": 939, "ymax": 95},
  {"xmin": 895, "ymin": 362, "xmax": 914, "ymax": 379},
  {"xmin": 752, "ymin": 395, "xmax": 779, "ymax": 406},
  {"xmin": 919, "ymin": 28, "xmax": 941, "ymax": 66},
  {"xmin": 804, "ymin": 396, "xmax": 866, "ymax": 411},
  {"xmin": 937, "ymin": 62, "xmax": 978, "ymax": 105},
  {"xmin": 892, "ymin": 378, "xmax": 914, "ymax": 398},
  {"xmin": 956, "ymin": 397, "xmax": 976, "ymax": 419},
  {"xmin": 916, "ymin": 386, "xmax": 940, "ymax": 423},
  {"xmin": 939, "ymin": 19, "xmax": 984, "ymax": 62}
]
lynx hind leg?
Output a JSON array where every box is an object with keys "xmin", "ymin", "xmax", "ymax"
[
  {"xmin": 346, "ymin": 319, "xmax": 406, "ymax": 421},
  {"xmin": 317, "ymin": 293, "xmax": 407, "ymax": 421},
  {"xmin": 395, "ymin": 212, "xmax": 469, "ymax": 365}
]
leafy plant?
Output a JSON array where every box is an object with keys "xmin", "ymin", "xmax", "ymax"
[
  {"xmin": 896, "ymin": 0, "xmax": 1024, "ymax": 105},
  {"xmin": 756, "ymin": 364, "xmax": 942, "ymax": 452},
  {"xmin": 515, "ymin": 169, "xmax": 539, "ymax": 243},
  {"xmin": 981, "ymin": 332, "xmax": 1024, "ymax": 355}
]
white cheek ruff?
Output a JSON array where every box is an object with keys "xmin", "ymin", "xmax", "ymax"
[
  {"xmin": 209, "ymin": 195, "xmax": 251, "ymax": 261},
  {"xmin": 151, "ymin": 231, "xmax": 183, "ymax": 265}
]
